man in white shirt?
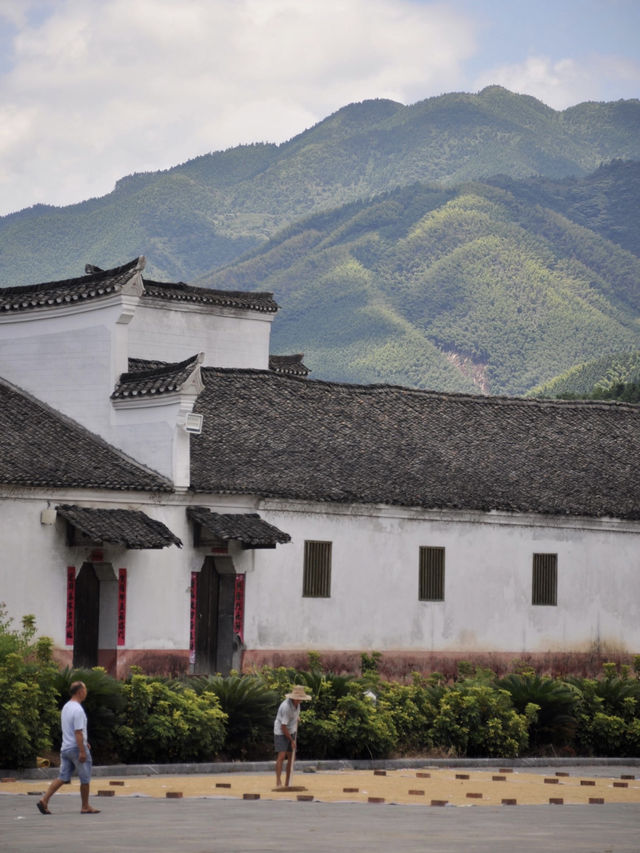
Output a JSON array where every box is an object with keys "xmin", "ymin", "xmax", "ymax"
[
  {"xmin": 37, "ymin": 681, "xmax": 100, "ymax": 815},
  {"xmin": 273, "ymin": 684, "xmax": 311, "ymax": 788}
]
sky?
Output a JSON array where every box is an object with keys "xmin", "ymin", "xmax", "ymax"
[{"xmin": 0, "ymin": 0, "xmax": 639, "ymax": 216}]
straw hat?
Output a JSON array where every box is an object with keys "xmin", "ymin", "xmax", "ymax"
[{"xmin": 285, "ymin": 685, "xmax": 312, "ymax": 701}]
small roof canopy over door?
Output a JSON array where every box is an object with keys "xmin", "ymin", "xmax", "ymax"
[
  {"xmin": 187, "ymin": 506, "xmax": 291, "ymax": 550},
  {"xmin": 56, "ymin": 505, "xmax": 182, "ymax": 549}
]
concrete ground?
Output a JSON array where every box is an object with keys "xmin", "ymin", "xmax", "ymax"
[
  {"xmin": 1, "ymin": 794, "xmax": 638, "ymax": 853},
  {"xmin": 1, "ymin": 762, "xmax": 639, "ymax": 852}
]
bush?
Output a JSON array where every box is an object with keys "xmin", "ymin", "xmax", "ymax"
[
  {"xmin": 190, "ymin": 674, "xmax": 278, "ymax": 759},
  {"xmin": 52, "ymin": 668, "xmax": 126, "ymax": 764},
  {"xmin": 587, "ymin": 712, "xmax": 627, "ymax": 755},
  {"xmin": 624, "ymin": 718, "xmax": 640, "ymax": 756},
  {"xmin": 432, "ymin": 684, "xmax": 529, "ymax": 757},
  {"xmin": 498, "ymin": 673, "xmax": 578, "ymax": 751},
  {"xmin": 378, "ymin": 676, "xmax": 440, "ymax": 754},
  {"xmin": 115, "ymin": 674, "xmax": 227, "ymax": 763},
  {"xmin": 298, "ymin": 704, "xmax": 340, "ymax": 759},
  {"xmin": 570, "ymin": 666, "xmax": 640, "ymax": 755},
  {"xmin": 329, "ymin": 687, "xmax": 397, "ymax": 759},
  {"xmin": 0, "ymin": 605, "xmax": 59, "ymax": 768}
]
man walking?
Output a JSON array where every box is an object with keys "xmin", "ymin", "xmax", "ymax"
[
  {"xmin": 274, "ymin": 684, "xmax": 311, "ymax": 788},
  {"xmin": 37, "ymin": 680, "xmax": 100, "ymax": 815}
]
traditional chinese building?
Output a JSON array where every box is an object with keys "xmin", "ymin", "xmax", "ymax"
[{"xmin": 1, "ymin": 258, "xmax": 638, "ymax": 678}]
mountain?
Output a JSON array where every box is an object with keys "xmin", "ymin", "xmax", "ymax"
[
  {"xmin": 487, "ymin": 159, "xmax": 640, "ymax": 259},
  {"xmin": 2, "ymin": 87, "xmax": 640, "ymax": 288},
  {"xmin": 200, "ymin": 177, "xmax": 640, "ymax": 397},
  {"xmin": 528, "ymin": 350, "xmax": 640, "ymax": 398}
]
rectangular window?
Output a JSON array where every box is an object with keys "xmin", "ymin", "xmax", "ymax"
[
  {"xmin": 419, "ymin": 546, "xmax": 445, "ymax": 601},
  {"xmin": 532, "ymin": 553, "xmax": 557, "ymax": 606},
  {"xmin": 303, "ymin": 541, "xmax": 332, "ymax": 598}
]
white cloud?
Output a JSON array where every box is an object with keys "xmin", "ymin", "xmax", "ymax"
[
  {"xmin": 0, "ymin": 0, "xmax": 475, "ymax": 214},
  {"xmin": 474, "ymin": 54, "xmax": 640, "ymax": 110}
]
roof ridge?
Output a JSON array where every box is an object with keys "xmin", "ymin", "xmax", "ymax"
[
  {"xmin": 200, "ymin": 367, "xmax": 640, "ymax": 411},
  {"xmin": 1, "ymin": 257, "xmax": 144, "ymax": 295},
  {"xmin": 119, "ymin": 353, "xmax": 202, "ymax": 382},
  {"xmin": 0, "ymin": 375, "xmax": 174, "ymax": 491}
]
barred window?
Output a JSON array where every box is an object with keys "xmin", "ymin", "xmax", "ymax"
[
  {"xmin": 532, "ymin": 553, "xmax": 557, "ymax": 606},
  {"xmin": 303, "ymin": 541, "xmax": 332, "ymax": 598},
  {"xmin": 419, "ymin": 546, "xmax": 445, "ymax": 601}
]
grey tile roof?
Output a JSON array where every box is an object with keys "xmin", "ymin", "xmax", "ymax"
[
  {"xmin": 0, "ymin": 377, "xmax": 173, "ymax": 491},
  {"xmin": 187, "ymin": 506, "xmax": 291, "ymax": 546},
  {"xmin": 56, "ymin": 505, "xmax": 182, "ymax": 549},
  {"xmin": 143, "ymin": 279, "xmax": 278, "ymax": 313},
  {"xmin": 112, "ymin": 354, "xmax": 202, "ymax": 399},
  {"xmin": 0, "ymin": 258, "xmax": 278, "ymax": 315},
  {"xmin": 0, "ymin": 258, "xmax": 143, "ymax": 313},
  {"xmin": 190, "ymin": 369, "xmax": 640, "ymax": 520},
  {"xmin": 269, "ymin": 354, "xmax": 310, "ymax": 376},
  {"xmin": 127, "ymin": 358, "xmax": 168, "ymax": 371}
]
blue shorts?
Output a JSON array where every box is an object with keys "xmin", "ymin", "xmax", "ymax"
[
  {"xmin": 274, "ymin": 733, "xmax": 296, "ymax": 754},
  {"xmin": 59, "ymin": 747, "xmax": 92, "ymax": 785}
]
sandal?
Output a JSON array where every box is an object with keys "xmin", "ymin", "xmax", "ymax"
[{"xmin": 36, "ymin": 801, "xmax": 51, "ymax": 815}]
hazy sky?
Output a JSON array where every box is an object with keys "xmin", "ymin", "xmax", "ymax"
[{"xmin": 0, "ymin": 0, "xmax": 638, "ymax": 216}]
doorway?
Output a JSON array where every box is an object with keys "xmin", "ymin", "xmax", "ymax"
[
  {"xmin": 73, "ymin": 563, "xmax": 100, "ymax": 668},
  {"xmin": 72, "ymin": 562, "xmax": 118, "ymax": 671},
  {"xmin": 194, "ymin": 557, "xmax": 236, "ymax": 675}
]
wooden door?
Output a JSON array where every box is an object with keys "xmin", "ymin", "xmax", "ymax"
[
  {"xmin": 73, "ymin": 563, "xmax": 100, "ymax": 669},
  {"xmin": 194, "ymin": 558, "xmax": 235, "ymax": 675}
]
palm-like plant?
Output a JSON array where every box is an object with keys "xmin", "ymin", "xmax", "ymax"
[
  {"xmin": 191, "ymin": 674, "xmax": 278, "ymax": 759},
  {"xmin": 497, "ymin": 673, "xmax": 579, "ymax": 750}
]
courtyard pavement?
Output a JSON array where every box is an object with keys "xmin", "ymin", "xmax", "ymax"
[
  {"xmin": 1, "ymin": 760, "xmax": 639, "ymax": 853},
  {"xmin": 1, "ymin": 794, "xmax": 639, "ymax": 853}
]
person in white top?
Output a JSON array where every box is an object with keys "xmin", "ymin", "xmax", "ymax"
[
  {"xmin": 273, "ymin": 684, "xmax": 311, "ymax": 788},
  {"xmin": 37, "ymin": 681, "xmax": 100, "ymax": 815}
]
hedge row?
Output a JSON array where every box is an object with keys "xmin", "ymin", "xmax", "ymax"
[{"xmin": 2, "ymin": 608, "xmax": 640, "ymax": 768}]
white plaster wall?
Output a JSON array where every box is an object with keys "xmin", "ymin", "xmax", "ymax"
[
  {"xmin": 0, "ymin": 301, "xmax": 198, "ymax": 483},
  {"xmin": 117, "ymin": 502, "xmax": 192, "ymax": 650},
  {"xmin": 111, "ymin": 402, "xmax": 187, "ymax": 484},
  {"xmin": 3, "ymin": 488, "xmax": 638, "ymax": 661},
  {"xmin": 0, "ymin": 495, "xmax": 71, "ymax": 645},
  {"xmin": 244, "ymin": 502, "xmax": 640, "ymax": 655},
  {"xmin": 0, "ymin": 490, "xmax": 192, "ymax": 652},
  {"xmin": 0, "ymin": 314, "xmax": 121, "ymax": 438},
  {"xmin": 129, "ymin": 302, "xmax": 272, "ymax": 369}
]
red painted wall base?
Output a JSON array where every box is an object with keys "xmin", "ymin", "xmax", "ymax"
[
  {"xmin": 241, "ymin": 649, "xmax": 638, "ymax": 680},
  {"xmin": 53, "ymin": 648, "xmax": 190, "ymax": 679},
  {"xmin": 51, "ymin": 647, "xmax": 637, "ymax": 681}
]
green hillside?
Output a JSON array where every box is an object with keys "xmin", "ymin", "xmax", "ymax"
[
  {"xmin": 487, "ymin": 159, "xmax": 640, "ymax": 258},
  {"xmin": 2, "ymin": 87, "xmax": 640, "ymax": 287},
  {"xmin": 528, "ymin": 350, "xmax": 640, "ymax": 398},
  {"xmin": 201, "ymin": 181, "xmax": 640, "ymax": 396}
]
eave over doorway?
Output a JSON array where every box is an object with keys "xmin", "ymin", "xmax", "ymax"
[
  {"xmin": 187, "ymin": 506, "xmax": 291, "ymax": 550},
  {"xmin": 56, "ymin": 504, "xmax": 182, "ymax": 549}
]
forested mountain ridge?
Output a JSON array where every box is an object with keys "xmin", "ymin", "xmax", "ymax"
[
  {"xmin": 528, "ymin": 350, "xmax": 640, "ymax": 398},
  {"xmin": 2, "ymin": 86, "xmax": 640, "ymax": 288},
  {"xmin": 200, "ymin": 177, "xmax": 640, "ymax": 396}
]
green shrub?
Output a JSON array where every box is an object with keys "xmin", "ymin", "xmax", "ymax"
[
  {"xmin": 298, "ymin": 704, "xmax": 339, "ymax": 759},
  {"xmin": 329, "ymin": 687, "xmax": 397, "ymax": 759},
  {"xmin": 432, "ymin": 684, "xmax": 529, "ymax": 757},
  {"xmin": 624, "ymin": 718, "xmax": 640, "ymax": 756},
  {"xmin": 0, "ymin": 605, "xmax": 59, "ymax": 769},
  {"xmin": 190, "ymin": 674, "xmax": 278, "ymax": 759},
  {"xmin": 51, "ymin": 668, "xmax": 126, "ymax": 764},
  {"xmin": 587, "ymin": 712, "xmax": 627, "ymax": 755},
  {"xmin": 255, "ymin": 665, "xmax": 300, "ymax": 697},
  {"xmin": 498, "ymin": 673, "xmax": 578, "ymax": 751},
  {"xmin": 116, "ymin": 675, "xmax": 227, "ymax": 763},
  {"xmin": 378, "ymin": 677, "xmax": 440, "ymax": 754}
]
